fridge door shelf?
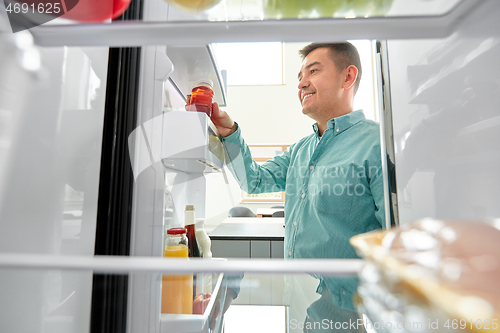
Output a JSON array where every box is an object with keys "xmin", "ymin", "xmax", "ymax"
[
  {"xmin": 167, "ymin": 45, "xmax": 227, "ymax": 108},
  {"xmin": 130, "ymin": 111, "xmax": 225, "ymax": 178},
  {"xmin": 161, "ymin": 272, "xmax": 227, "ymax": 333},
  {"xmin": 159, "ymin": 111, "xmax": 225, "ymax": 173}
]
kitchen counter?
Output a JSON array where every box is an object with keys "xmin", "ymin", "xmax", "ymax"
[
  {"xmin": 208, "ymin": 217, "xmax": 287, "ymax": 307},
  {"xmin": 209, "ymin": 218, "xmax": 285, "ymax": 241},
  {"xmin": 215, "ymin": 217, "xmax": 285, "ymax": 224},
  {"xmin": 208, "ymin": 217, "xmax": 285, "ymax": 260}
]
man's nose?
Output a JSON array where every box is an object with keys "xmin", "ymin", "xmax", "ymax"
[{"xmin": 298, "ymin": 76, "xmax": 309, "ymax": 90}]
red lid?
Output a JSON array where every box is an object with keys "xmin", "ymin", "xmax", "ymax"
[{"xmin": 167, "ymin": 227, "xmax": 187, "ymax": 235}]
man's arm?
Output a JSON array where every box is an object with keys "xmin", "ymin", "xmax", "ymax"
[{"xmin": 211, "ymin": 102, "xmax": 291, "ymax": 194}]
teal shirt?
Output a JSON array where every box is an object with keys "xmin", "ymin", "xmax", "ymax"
[{"xmin": 221, "ymin": 110, "xmax": 385, "ymax": 309}]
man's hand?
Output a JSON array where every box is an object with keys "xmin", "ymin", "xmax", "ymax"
[{"xmin": 211, "ymin": 102, "xmax": 237, "ymax": 137}]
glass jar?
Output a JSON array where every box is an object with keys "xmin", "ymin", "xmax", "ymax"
[
  {"xmin": 162, "ymin": 227, "xmax": 192, "ymax": 314},
  {"xmin": 186, "ymin": 78, "xmax": 214, "ymax": 117},
  {"xmin": 164, "ymin": 227, "xmax": 188, "ymax": 257}
]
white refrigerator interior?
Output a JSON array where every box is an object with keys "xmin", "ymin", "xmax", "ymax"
[
  {"xmin": 386, "ymin": 1, "xmax": 500, "ymax": 223},
  {"xmin": 0, "ymin": 32, "xmax": 109, "ymax": 333}
]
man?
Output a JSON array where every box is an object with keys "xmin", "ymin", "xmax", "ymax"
[{"xmin": 213, "ymin": 42, "xmax": 384, "ymax": 315}]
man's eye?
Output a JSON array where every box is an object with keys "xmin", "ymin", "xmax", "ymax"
[{"xmin": 311, "ymin": 69, "xmax": 317, "ymax": 74}]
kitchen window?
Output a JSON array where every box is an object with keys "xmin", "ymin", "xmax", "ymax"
[{"xmin": 212, "ymin": 42, "xmax": 284, "ymax": 86}]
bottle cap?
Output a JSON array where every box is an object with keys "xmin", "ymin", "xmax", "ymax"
[
  {"xmin": 167, "ymin": 227, "xmax": 187, "ymax": 235},
  {"xmin": 197, "ymin": 78, "xmax": 213, "ymax": 88},
  {"xmin": 185, "ymin": 205, "xmax": 196, "ymax": 226}
]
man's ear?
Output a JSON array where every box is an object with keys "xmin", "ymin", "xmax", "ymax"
[{"xmin": 343, "ymin": 65, "xmax": 358, "ymax": 91}]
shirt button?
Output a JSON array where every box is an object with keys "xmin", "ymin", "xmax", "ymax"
[
  {"xmin": 301, "ymin": 193, "xmax": 305, "ymax": 198},
  {"xmin": 288, "ymin": 251, "xmax": 292, "ymax": 256},
  {"xmin": 309, "ymin": 166, "xmax": 314, "ymax": 170},
  {"xmin": 293, "ymin": 221, "xmax": 297, "ymax": 226},
  {"xmin": 336, "ymin": 128, "xmax": 339, "ymax": 132}
]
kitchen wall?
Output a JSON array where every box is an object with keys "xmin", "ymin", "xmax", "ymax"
[{"xmin": 222, "ymin": 42, "xmax": 314, "ymax": 145}]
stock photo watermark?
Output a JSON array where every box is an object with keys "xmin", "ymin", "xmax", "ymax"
[
  {"xmin": 2, "ymin": 0, "xmax": 128, "ymax": 33},
  {"xmin": 290, "ymin": 318, "xmax": 423, "ymax": 331},
  {"xmin": 2, "ymin": 0, "xmax": 73, "ymax": 32},
  {"xmin": 289, "ymin": 318, "xmax": 499, "ymax": 331},
  {"xmin": 245, "ymin": 164, "xmax": 380, "ymax": 197}
]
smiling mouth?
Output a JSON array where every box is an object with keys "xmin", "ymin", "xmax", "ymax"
[{"xmin": 302, "ymin": 92, "xmax": 315, "ymax": 103}]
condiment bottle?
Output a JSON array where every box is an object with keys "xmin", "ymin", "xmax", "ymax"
[
  {"xmin": 161, "ymin": 227, "xmax": 193, "ymax": 314},
  {"xmin": 195, "ymin": 220, "xmax": 213, "ymax": 293},
  {"xmin": 185, "ymin": 205, "xmax": 201, "ymax": 258},
  {"xmin": 185, "ymin": 205, "xmax": 201, "ymax": 299},
  {"xmin": 186, "ymin": 78, "xmax": 214, "ymax": 117},
  {"xmin": 195, "ymin": 220, "xmax": 212, "ymax": 260}
]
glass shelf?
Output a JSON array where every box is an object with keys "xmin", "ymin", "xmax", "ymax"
[
  {"xmin": 37, "ymin": 0, "xmax": 466, "ymax": 25},
  {"xmin": 1, "ymin": 0, "xmax": 482, "ymax": 47},
  {"xmin": 164, "ymin": 0, "xmax": 465, "ymax": 22},
  {"xmin": 0, "ymin": 254, "xmax": 491, "ymax": 333},
  {"xmin": 20, "ymin": 0, "xmax": 481, "ymax": 48}
]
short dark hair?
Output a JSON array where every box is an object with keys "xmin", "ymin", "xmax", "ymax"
[{"xmin": 299, "ymin": 42, "xmax": 362, "ymax": 94}]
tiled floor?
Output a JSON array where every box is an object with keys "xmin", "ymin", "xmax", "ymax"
[{"xmin": 223, "ymin": 305, "xmax": 287, "ymax": 333}]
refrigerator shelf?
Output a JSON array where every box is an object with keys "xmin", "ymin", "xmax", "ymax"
[
  {"xmin": 26, "ymin": 0, "xmax": 484, "ymax": 47},
  {"xmin": 166, "ymin": 45, "xmax": 227, "ymax": 108},
  {"xmin": 129, "ymin": 111, "xmax": 225, "ymax": 179},
  {"xmin": 0, "ymin": 253, "xmax": 363, "ymax": 275},
  {"xmin": 159, "ymin": 111, "xmax": 225, "ymax": 174}
]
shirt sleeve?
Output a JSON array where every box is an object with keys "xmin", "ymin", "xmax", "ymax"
[
  {"xmin": 221, "ymin": 123, "xmax": 291, "ymax": 194},
  {"xmin": 223, "ymin": 273, "xmax": 244, "ymax": 299},
  {"xmin": 369, "ymin": 155, "xmax": 386, "ymax": 228}
]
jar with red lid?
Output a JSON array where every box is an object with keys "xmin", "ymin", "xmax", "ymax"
[
  {"xmin": 186, "ymin": 78, "xmax": 214, "ymax": 117},
  {"xmin": 162, "ymin": 227, "xmax": 192, "ymax": 314},
  {"xmin": 165, "ymin": 227, "xmax": 188, "ymax": 255}
]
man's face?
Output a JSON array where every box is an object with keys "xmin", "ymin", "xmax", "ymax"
[{"xmin": 297, "ymin": 48, "xmax": 344, "ymax": 120}]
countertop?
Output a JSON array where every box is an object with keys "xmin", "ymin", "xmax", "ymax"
[{"xmin": 209, "ymin": 217, "xmax": 285, "ymax": 241}]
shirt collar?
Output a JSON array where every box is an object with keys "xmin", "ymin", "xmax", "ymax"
[{"xmin": 312, "ymin": 110, "xmax": 365, "ymax": 136}]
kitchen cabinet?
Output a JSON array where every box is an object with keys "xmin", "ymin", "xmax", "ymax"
[{"xmin": 209, "ymin": 220, "xmax": 285, "ymax": 259}]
